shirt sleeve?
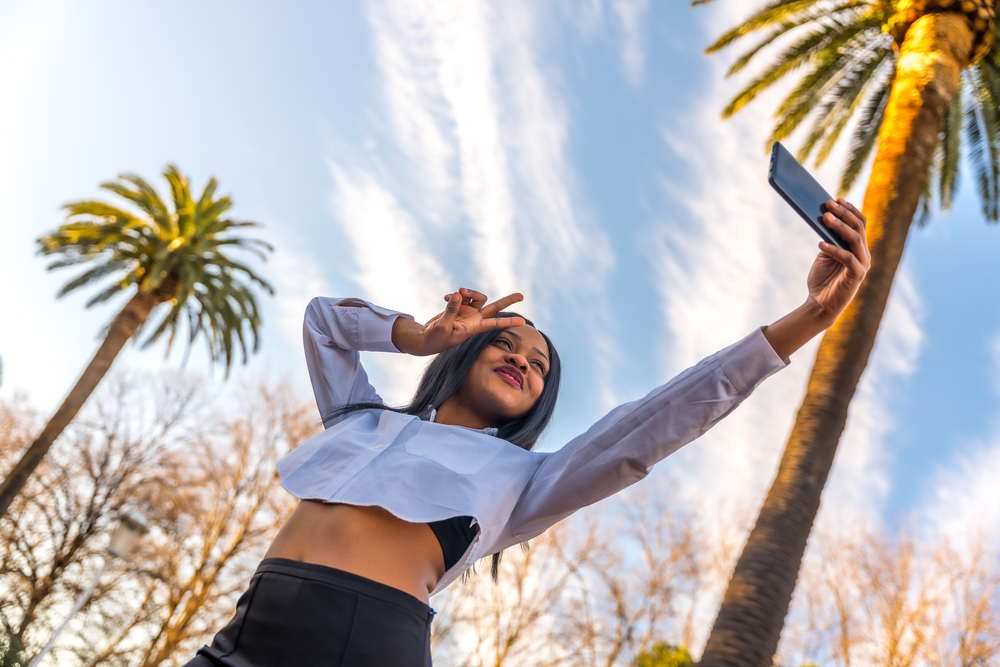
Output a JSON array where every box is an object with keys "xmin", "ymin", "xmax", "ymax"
[
  {"xmin": 303, "ymin": 297, "xmax": 414, "ymax": 427},
  {"xmin": 494, "ymin": 327, "xmax": 788, "ymax": 550}
]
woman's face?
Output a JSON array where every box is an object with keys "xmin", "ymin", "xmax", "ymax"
[{"xmin": 454, "ymin": 325, "xmax": 550, "ymax": 426}]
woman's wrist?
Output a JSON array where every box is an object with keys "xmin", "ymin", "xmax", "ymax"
[
  {"xmin": 762, "ymin": 300, "xmax": 833, "ymax": 360},
  {"xmin": 391, "ymin": 316, "xmax": 427, "ymax": 356}
]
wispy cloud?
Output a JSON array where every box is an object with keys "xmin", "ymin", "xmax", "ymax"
[
  {"xmin": 365, "ymin": 0, "xmax": 614, "ymax": 299},
  {"xmin": 611, "ymin": 0, "xmax": 649, "ymax": 87},
  {"xmin": 921, "ymin": 331, "xmax": 1000, "ymax": 545},
  {"xmin": 325, "ymin": 0, "xmax": 620, "ymax": 409},
  {"xmin": 651, "ymin": 78, "xmax": 820, "ymax": 518},
  {"xmin": 560, "ymin": 0, "xmax": 648, "ymax": 87},
  {"xmin": 257, "ymin": 223, "xmax": 335, "ymax": 367},
  {"xmin": 367, "ymin": 0, "xmax": 519, "ymax": 296},
  {"xmin": 328, "ymin": 166, "xmax": 452, "ymax": 405},
  {"xmin": 821, "ymin": 268, "xmax": 924, "ymax": 525},
  {"xmin": 565, "ymin": 0, "xmax": 605, "ymax": 39}
]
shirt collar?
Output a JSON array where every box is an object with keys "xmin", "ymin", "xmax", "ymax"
[{"xmin": 417, "ymin": 406, "xmax": 499, "ymax": 437}]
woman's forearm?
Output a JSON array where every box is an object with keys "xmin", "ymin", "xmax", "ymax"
[
  {"xmin": 391, "ymin": 316, "xmax": 426, "ymax": 356},
  {"xmin": 761, "ymin": 300, "xmax": 832, "ymax": 361}
]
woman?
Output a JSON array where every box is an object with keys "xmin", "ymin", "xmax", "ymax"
[{"xmin": 187, "ymin": 199, "xmax": 870, "ymax": 667}]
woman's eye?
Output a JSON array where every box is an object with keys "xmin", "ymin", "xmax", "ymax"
[
  {"xmin": 532, "ymin": 361, "xmax": 546, "ymax": 373},
  {"xmin": 497, "ymin": 339, "xmax": 512, "ymax": 349}
]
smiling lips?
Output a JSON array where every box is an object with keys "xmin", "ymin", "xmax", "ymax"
[{"xmin": 494, "ymin": 365, "xmax": 524, "ymax": 390}]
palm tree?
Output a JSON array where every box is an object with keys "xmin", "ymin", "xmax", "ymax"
[
  {"xmin": 689, "ymin": 1, "xmax": 998, "ymax": 665},
  {"xmin": 0, "ymin": 166, "xmax": 273, "ymax": 519}
]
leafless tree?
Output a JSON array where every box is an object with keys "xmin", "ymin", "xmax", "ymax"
[
  {"xmin": 1, "ymin": 373, "xmax": 318, "ymax": 667},
  {"xmin": 68, "ymin": 379, "xmax": 319, "ymax": 667},
  {"xmin": 7, "ymin": 373, "xmax": 1000, "ymax": 667},
  {"xmin": 431, "ymin": 521, "xmax": 587, "ymax": 667},
  {"xmin": 554, "ymin": 487, "xmax": 706, "ymax": 667},
  {"xmin": 779, "ymin": 525, "xmax": 950, "ymax": 667},
  {"xmin": 925, "ymin": 537, "xmax": 1000, "ymax": 667},
  {"xmin": 0, "ymin": 373, "xmax": 205, "ymax": 656},
  {"xmin": 432, "ymin": 484, "xmax": 709, "ymax": 667}
]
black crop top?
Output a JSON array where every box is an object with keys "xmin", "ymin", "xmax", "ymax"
[{"xmin": 428, "ymin": 516, "xmax": 477, "ymax": 570}]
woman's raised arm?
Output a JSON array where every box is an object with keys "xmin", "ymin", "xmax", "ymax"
[{"xmin": 303, "ymin": 297, "xmax": 412, "ymax": 427}]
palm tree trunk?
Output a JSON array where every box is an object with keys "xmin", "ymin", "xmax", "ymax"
[
  {"xmin": 699, "ymin": 13, "xmax": 973, "ymax": 667},
  {"xmin": 0, "ymin": 290, "xmax": 159, "ymax": 519}
]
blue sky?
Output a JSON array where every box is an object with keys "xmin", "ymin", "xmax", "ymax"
[{"xmin": 1, "ymin": 0, "xmax": 998, "ymax": 571}]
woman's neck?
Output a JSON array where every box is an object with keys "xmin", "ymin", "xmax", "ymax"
[{"xmin": 434, "ymin": 397, "xmax": 492, "ymax": 431}]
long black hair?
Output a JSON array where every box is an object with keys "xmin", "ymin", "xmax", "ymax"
[
  {"xmin": 322, "ymin": 313, "xmax": 561, "ymax": 580},
  {"xmin": 322, "ymin": 312, "xmax": 561, "ymax": 451}
]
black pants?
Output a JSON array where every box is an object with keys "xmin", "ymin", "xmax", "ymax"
[{"xmin": 184, "ymin": 558, "xmax": 434, "ymax": 667}]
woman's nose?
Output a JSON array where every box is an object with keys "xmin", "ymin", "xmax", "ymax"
[{"xmin": 506, "ymin": 353, "xmax": 528, "ymax": 371}]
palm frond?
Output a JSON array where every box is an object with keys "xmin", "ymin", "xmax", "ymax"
[
  {"xmin": 197, "ymin": 176, "xmax": 219, "ymax": 214},
  {"xmin": 199, "ymin": 196, "xmax": 235, "ymax": 225},
  {"xmin": 838, "ymin": 63, "xmax": 893, "ymax": 194},
  {"xmin": 725, "ymin": 16, "xmax": 882, "ymax": 120},
  {"xmin": 706, "ymin": 0, "xmax": 827, "ymax": 54},
  {"xmin": 55, "ymin": 260, "xmax": 128, "ymax": 298},
  {"xmin": 964, "ymin": 66, "xmax": 1000, "ymax": 222},
  {"xmin": 915, "ymin": 172, "xmax": 934, "ymax": 228},
  {"xmin": 938, "ymin": 79, "xmax": 965, "ymax": 210},
  {"xmin": 40, "ymin": 166, "xmax": 274, "ymax": 372},
  {"xmin": 210, "ymin": 236, "xmax": 275, "ymax": 262},
  {"xmin": 60, "ymin": 201, "xmax": 138, "ymax": 224},
  {"xmin": 972, "ymin": 60, "xmax": 1000, "ymax": 221},
  {"xmin": 97, "ymin": 183, "xmax": 172, "ymax": 238},
  {"xmin": 769, "ymin": 43, "xmax": 870, "ymax": 143},
  {"xmin": 85, "ymin": 281, "xmax": 132, "ymax": 308},
  {"xmin": 726, "ymin": 2, "xmax": 874, "ymax": 76},
  {"xmin": 797, "ymin": 43, "xmax": 893, "ymax": 165}
]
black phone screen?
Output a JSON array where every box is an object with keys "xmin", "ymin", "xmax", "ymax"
[{"xmin": 768, "ymin": 142, "xmax": 850, "ymax": 251}]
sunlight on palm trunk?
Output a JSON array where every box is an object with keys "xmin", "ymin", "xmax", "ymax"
[{"xmin": 700, "ymin": 13, "xmax": 973, "ymax": 667}]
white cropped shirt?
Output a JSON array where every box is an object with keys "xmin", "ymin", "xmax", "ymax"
[{"xmin": 277, "ymin": 297, "xmax": 788, "ymax": 595}]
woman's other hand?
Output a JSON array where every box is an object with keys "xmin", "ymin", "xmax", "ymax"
[
  {"xmin": 392, "ymin": 288, "xmax": 526, "ymax": 356},
  {"xmin": 806, "ymin": 198, "xmax": 871, "ymax": 326},
  {"xmin": 763, "ymin": 198, "xmax": 870, "ymax": 359}
]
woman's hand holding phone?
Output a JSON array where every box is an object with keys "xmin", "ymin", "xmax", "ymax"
[
  {"xmin": 763, "ymin": 197, "xmax": 870, "ymax": 360},
  {"xmin": 807, "ymin": 198, "xmax": 871, "ymax": 325}
]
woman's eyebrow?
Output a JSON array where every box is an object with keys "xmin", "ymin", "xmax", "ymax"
[{"xmin": 504, "ymin": 331, "xmax": 549, "ymax": 362}]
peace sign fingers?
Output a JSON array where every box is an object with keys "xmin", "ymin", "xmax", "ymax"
[
  {"xmin": 480, "ymin": 292, "xmax": 524, "ymax": 319},
  {"xmin": 458, "ymin": 287, "xmax": 489, "ymax": 310},
  {"xmin": 478, "ymin": 313, "xmax": 526, "ymax": 330}
]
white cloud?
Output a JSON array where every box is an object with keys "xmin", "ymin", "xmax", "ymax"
[
  {"xmin": 328, "ymin": 165, "xmax": 452, "ymax": 405},
  {"xmin": 327, "ymin": 0, "xmax": 621, "ymax": 408},
  {"xmin": 611, "ymin": 0, "xmax": 649, "ymax": 87},
  {"xmin": 566, "ymin": 0, "xmax": 605, "ymax": 38},
  {"xmin": 921, "ymin": 330, "xmax": 1000, "ymax": 545},
  {"xmin": 366, "ymin": 0, "xmax": 614, "ymax": 297},
  {"xmin": 257, "ymin": 223, "xmax": 334, "ymax": 363},
  {"xmin": 924, "ymin": 437, "xmax": 1000, "ymax": 545},
  {"xmin": 821, "ymin": 269, "xmax": 924, "ymax": 524},
  {"xmin": 367, "ymin": 0, "xmax": 459, "ymax": 225},
  {"xmin": 368, "ymin": 0, "xmax": 519, "ymax": 296},
  {"xmin": 651, "ymin": 69, "xmax": 819, "ymax": 517}
]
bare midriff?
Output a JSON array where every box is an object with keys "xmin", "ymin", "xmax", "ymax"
[{"xmin": 264, "ymin": 500, "xmax": 445, "ymax": 604}]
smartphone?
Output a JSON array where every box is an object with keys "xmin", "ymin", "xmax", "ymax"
[{"xmin": 768, "ymin": 141, "xmax": 851, "ymax": 251}]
